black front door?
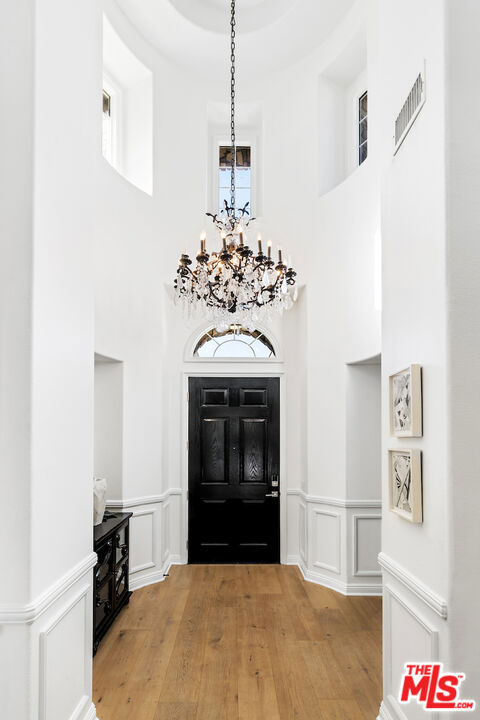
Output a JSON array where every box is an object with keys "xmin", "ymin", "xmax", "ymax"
[{"xmin": 188, "ymin": 377, "xmax": 280, "ymax": 563}]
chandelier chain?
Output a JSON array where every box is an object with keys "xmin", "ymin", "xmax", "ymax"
[{"xmin": 230, "ymin": 0, "xmax": 236, "ymax": 212}]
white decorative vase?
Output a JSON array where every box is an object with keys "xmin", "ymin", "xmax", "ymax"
[{"xmin": 93, "ymin": 478, "xmax": 107, "ymax": 526}]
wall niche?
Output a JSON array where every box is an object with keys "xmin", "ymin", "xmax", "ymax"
[
  {"xmin": 94, "ymin": 353, "xmax": 124, "ymax": 500},
  {"xmin": 318, "ymin": 27, "xmax": 367, "ymax": 196},
  {"xmin": 103, "ymin": 16, "xmax": 153, "ymax": 195}
]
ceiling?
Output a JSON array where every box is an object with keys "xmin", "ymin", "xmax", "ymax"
[{"xmin": 115, "ymin": 0, "xmax": 355, "ymax": 81}]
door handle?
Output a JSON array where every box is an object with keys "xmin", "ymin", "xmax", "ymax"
[{"xmin": 265, "ymin": 491, "xmax": 279, "ymax": 498}]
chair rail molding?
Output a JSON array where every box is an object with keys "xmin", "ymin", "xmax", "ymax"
[
  {"xmin": 0, "ymin": 552, "xmax": 97, "ymax": 624},
  {"xmin": 286, "ymin": 488, "xmax": 382, "ymax": 508},
  {"xmin": 378, "ymin": 551, "xmax": 448, "ymax": 619},
  {"xmin": 106, "ymin": 487, "xmax": 182, "ymax": 508}
]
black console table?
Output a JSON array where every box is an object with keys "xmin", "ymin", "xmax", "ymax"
[{"xmin": 93, "ymin": 511, "xmax": 132, "ymax": 655}]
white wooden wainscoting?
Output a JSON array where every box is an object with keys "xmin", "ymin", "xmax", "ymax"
[
  {"xmin": 107, "ymin": 488, "xmax": 185, "ymax": 590},
  {"xmin": 376, "ymin": 552, "xmax": 448, "ymax": 720},
  {"xmin": 0, "ymin": 553, "xmax": 98, "ymax": 720},
  {"xmin": 286, "ymin": 489, "xmax": 382, "ymax": 595}
]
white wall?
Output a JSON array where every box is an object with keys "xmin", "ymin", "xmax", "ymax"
[
  {"xmin": 0, "ymin": 0, "xmax": 98, "ymax": 718},
  {"xmin": 445, "ymin": 0, "xmax": 480, "ymax": 702},
  {"xmin": 0, "ymin": 0, "xmax": 35, "ymax": 611},
  {"xmin": 377, "ymin": 0, "xmax": 453, "ymax": 717},
  {"xmin": 0, "ymin": 3, "xmax": 36, "ymax": 716}
]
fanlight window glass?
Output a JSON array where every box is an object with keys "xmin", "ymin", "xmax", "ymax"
[{"xmin": 194, "ymin": 326, "xmax": 275, "ymax": 359}]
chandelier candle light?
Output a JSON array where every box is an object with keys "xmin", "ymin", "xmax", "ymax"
[{"xmin": 173, "ymin": 0, "xmax": 297, "ymax": 331}]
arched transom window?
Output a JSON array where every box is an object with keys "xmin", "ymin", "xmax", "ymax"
[{"xmin": 193, "ymin": 326, "xmax": 275, "ymax": 359}]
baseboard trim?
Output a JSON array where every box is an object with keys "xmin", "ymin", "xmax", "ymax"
[
  {"xmin": 0, "ymin": 552, "xmax": 97, "ymax": 625},
  {"xmin": 377, "ymin": 700, "xmax": 397, "ymax": 720},
  {"xmin": 129, "ymin": 554, "xmax": 185, "ymax": 591},
  {"xmin": 286, "ymin": 488, "xmax": 381, "ymax": 508},
  {"xmin": 107, "ymin": 488, "xmax": 182, "ymax": 509},
  {"xmin": 288, "ymin": 556, "xmax": 383, "ymax": 596},
  {"xmin": 75, "ymin": 700, "xmax": 97, "ymax": 720},
  {"xmin": 378, "ymin": 552, "xmax": 447, "ymax": 619},
  {"xmin": 85, "ymin": 703, "xmax": 98, "ymax": 720}
]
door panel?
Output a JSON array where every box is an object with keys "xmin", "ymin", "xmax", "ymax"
[
  {"xmin": 201, "ymin": 418, "xmax": 228, "ymax": 484},
  {"xmin": 240, "ymin": 418, "xmax": 267, "ymax": 484},
  {"xmin": 189, "ymin": 377, "xmax": 280, "ymax": 564}
]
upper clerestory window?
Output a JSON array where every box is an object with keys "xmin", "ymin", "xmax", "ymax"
[{"xmin": 359, "ymin": 91, "xmax": 368, "ymax": 165}]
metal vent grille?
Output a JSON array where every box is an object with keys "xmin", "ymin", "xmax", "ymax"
[{"xmin": 394, "ymin": 68, "xmax": 426, "ymax": 154}]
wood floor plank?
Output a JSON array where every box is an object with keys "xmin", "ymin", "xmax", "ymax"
[
  {"xmin": 317, "ymin": 699, "xmax": 366, "ymax": 719},
  {"xmin": 153, "ymin": 702, "xmax": 197, "ymax": 720},
  {"xmin": 94, "ymin": 565, "xmax": 382, "ymax": 720},
  {"xmin": 196, "ymin": 604, "xmax": 239, "ymax": 720}
]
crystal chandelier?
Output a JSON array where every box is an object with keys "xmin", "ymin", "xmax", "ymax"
[{"xmin": 174, "ymin": 0, "xmax": 298, "ymax": 331}]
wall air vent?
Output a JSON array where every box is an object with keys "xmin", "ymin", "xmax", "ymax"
[{"xmin": 394, "ymin": 66, "xmax": 426, "ymax": 154}]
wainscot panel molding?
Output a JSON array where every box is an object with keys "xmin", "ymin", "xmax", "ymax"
[
  {"xmin": 0, "ymin": 553, "xmax": 97, "ymax": 720},
  {"xmin": 129, "ymin": 508, "xmax": 156, "ymax": 574},
  {"xmin": 0, "ymin": 552, "xmax": 97, "ymax": 624},
  {"xmin": 378, "ymin": 551, "xmax": 448, "ymax": 619},
  {"xmin": 353, "ymin": 514, "xmax": 382, "ymax": 577},
  {"xmin": 298, "ymin": 501, "xmax": 307, "ymax": 565},
  {"xmin": 129, "ymin": 554, "xmax": 184, "ymax": 591},
  {"xmin": 296, "ymin": 555, "xmax": 383, "ymax": 596},
  {"xmin": 313, "ymin": 509, "xmax": 341, "ymax": 574},
  {"xmin": 382, "ymin": 583, "xmax": 440, "ymax": 720},
  {"xmin": 287, "ymin": 490, "xmax": 382, "ymax": 596},
  {"xmin": 39, "ymin": 584, "xmax": 92, "ymax": 720},
  {"xmin": 286, "ymin": 488, "xmax": 382, "ymax": 508},
  {"xmin": 107, "ymin": 489, "xmax": 184, "ymax": 592},
  {"xmin": 162, "ymin": 501, "xmax": 171, "ymax": 564}
]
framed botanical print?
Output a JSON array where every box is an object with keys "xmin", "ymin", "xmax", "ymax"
[
  {"xmin": 389, "ymin": 364, "xmax": 422, "ymax": 437},
  {"xmin": 388, "ymin": 449, "xmax": 423, "ymax": 523}
]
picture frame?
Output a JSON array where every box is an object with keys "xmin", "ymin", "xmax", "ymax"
[
  {"xmin": 388, "ymin": 449, "xmax": 423, "ymax": 523},
  {"xmin": 389, "ymin": 364, "xmax": 422, "ymax": 437}
]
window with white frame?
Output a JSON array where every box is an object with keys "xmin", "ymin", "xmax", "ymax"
[
  {"xmin": 218, "ymin": 145, "xmax": 251, "ymax": 213},
  {"xmin": 194, "ymin": 326, "xmax": 275, "ymax": 359},
  {"xmin": 102, "ymin": 89, "xmax": 113, "ymax": 164},
  {"xmin": 358, "ymin": 90, "xmax": 368, "ymax": 165}
]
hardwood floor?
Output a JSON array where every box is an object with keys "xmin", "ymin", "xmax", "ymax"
[{"xmin": 93, "ymin": 565, "xmax": 382, "ymax": 720}]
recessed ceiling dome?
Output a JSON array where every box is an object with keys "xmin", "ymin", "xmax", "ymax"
[
  {"xmin": 115, "ymin": 0, "xmax": 356, "ymax": 79},
  {"xmin": 168, "ymin": 0, "xmax": 297, "ymax": 34}
]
